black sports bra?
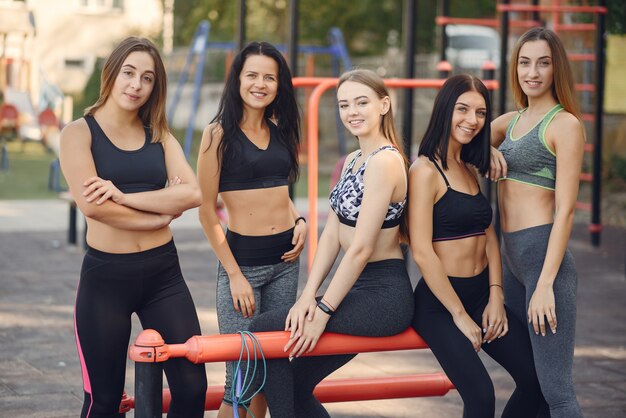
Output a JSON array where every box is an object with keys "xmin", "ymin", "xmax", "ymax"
[
  {"xmin": 218, "ymin": 121, "xmax": 291, "ymax": 192},
  {"xmin": 431, "ymin": 159, "xmax": 492, "ymax": 242},
  {"xmin": 85, "ymin": 115, "xmax": 167, "ymax": 194}
]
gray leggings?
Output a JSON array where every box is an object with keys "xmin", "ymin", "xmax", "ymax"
[
  {"xmin": 249, "ymin": 258, "xmax": 414, "ymax": 418},
  {"xmin": 217, "ymin": 261, "xmax": 299, "ymax": 404},
  {"xmin": 501, "ymin": 223, "xmax": 583, "ymax": 418}
]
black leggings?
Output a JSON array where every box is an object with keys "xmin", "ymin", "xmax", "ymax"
[
  {"xmin": 249, "ymin": 259, "xmax": 414, "ymax": 418},
  {"xmin": 412, "ymin": 268, "xmax": 542, "ymax": 418},
  {"xmin": 74, "ymin": 240, "xmax": 207, "ymax": 418}
]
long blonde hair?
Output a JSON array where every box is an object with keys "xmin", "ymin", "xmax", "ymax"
[
  {"xmin": 84, "ymin": 37, "xmax": 169, "ymax": 143},
  {"xmin": 337, "ymin": 69, "xmax": 410, "ymax": 242},
  {"xmin": 510, "ymin": 27, "xmax": 581, "ymax": 119}
]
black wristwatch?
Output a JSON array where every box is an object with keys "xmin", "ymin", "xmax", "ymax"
[{"xmin": 317, "ymin": 301, "xmax": 334, "ymax": 316}]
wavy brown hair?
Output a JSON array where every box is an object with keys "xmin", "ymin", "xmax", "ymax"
[
  {"xmin": 84, "ymin": 37, "xmax": 169, "ymax": 143},
  {"xmin": 510, "ymin": 27, "xmax": 581, "ymax": 119}
]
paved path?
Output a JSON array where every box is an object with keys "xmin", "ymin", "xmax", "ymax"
[{"xmin": 0, "ymin": 200, "xmax": 624, "ymax": 417}]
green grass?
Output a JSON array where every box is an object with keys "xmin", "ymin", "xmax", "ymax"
[
  {"xmin": 0, "ymin": 129, "xmax": 331, "ymax": 200},
  {"xmin": 0, "ymin": 140, "xmax": 60, "ymax": 200}
]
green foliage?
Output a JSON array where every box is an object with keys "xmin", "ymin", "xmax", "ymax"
[
  {"xmin": 172, "ymin": 1, "xmax": 496, "ymax": 56},
  {"xmin": 0, "ymin": 142, "xmax": 59, "ymax": 200},
  {"xmin": 71, "ymin": 58, "xmax": 104, "ymax": 120},
  {"xmin": 611, "ymin": 155, "xmax": 626, "ymax": 182},
  {"xmin": 607, "ymin": 0, "xmax": 626, "ymax": 34}
]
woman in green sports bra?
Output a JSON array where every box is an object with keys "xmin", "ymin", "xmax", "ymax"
[{"xmin": 490, "ymin": 27, "xmax": 585, "ymax": 418}]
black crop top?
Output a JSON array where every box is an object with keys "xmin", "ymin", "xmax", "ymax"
[
  {"xmin": 431, "ymin": 159, "xmax": 492, "ymax": 242},
  {"xmin": 85, "ymin": 115, "xmax": 167, "ymax": 193},
  {"xmin": 218, "ymin": 121, "xmax": 291, "ymax": 192}
]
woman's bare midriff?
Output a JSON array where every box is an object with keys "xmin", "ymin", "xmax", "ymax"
[
  {"xmin": 339, "ymin": 224, "xmax": 404, "ymax": 262},
  {"xmin": 498, "ymin": 180, "xmax": 555, "ymax": 232},
  {"xmin": 221, "ymin": 186, "xmax": 295, "ymax": 236},
  {"xmin": 433, "ymin": 235, "xmax": 489, "ymax": 278},
  {"xmin": 86, "ymin": 221, "xmax": 173, "ymax": 253}
]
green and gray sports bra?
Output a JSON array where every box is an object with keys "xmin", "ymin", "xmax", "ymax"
[{"xmin": 498, "ymin": 104, "xmax": 563, "ymax": 191}]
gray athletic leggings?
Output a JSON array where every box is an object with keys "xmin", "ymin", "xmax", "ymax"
[
  {"xmin": 501, "ymin": 223, "xmax": 583, "ymax": 418},
  {"xmin": 249, "ymin": 258, "xmax": 414, "ymax": 418},
  {"xmin": 217, "ymin": 261, "xmax": 299, "ymax": 405}
]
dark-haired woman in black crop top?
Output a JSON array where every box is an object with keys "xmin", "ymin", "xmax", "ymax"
[
  {"xmin": 59, "ymin": 37, "xmax": 206, "ymax": 417},
  {"xmin": 197, "ymin": 41, "xmax": 305, "ymax": 418},
  {"xmin": 409, "ymin": 75, "xmax": 542, "ymax": 418}
]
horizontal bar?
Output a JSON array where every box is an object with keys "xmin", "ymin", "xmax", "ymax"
[
  {"xmin": 119, "ymin": 373, "xmax": 456, "ymax": 412},
  {"xmin": 292, "ymin": 77, "xmax": 499, "ymax": 91},
  {"xmin": 497, "ymin": 4, "xmax": 607, "ymax": 14},
  {"xmin": 576, "ymin": 201, "xmax": 592, "ymax": 211},
  {"xmin": 435, "ymin": 16, "xmax": 539, "ymax": 28},
  {"xmin": 130, "ymin": 328, "xmax": 430, "ymax": 364},
  {"xmin": 569, "ymin": 54, "xmax": 595, "ymax": 62},
  {"xmin": 555, "ymin": 23, "xmax": 597, "ymax": 31},
  {"xmin": 582, "ymin": 113, "xmax": 595, "ymax": 122},
  {"xmin": 580, "ymin": 173, "xmax": 593, "ymax": 182},
  {"xmin": 576, "ymin": 84, "xmax": 595, "ymax": 92}
]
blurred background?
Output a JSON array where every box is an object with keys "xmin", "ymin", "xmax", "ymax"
[{"xmin": 0, "ymin": 0, "xmax": 624, "ymax": 226}]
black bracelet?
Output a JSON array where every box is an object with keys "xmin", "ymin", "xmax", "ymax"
[
  {"xmin": 295, "ymin": 216, "xmax": 306, "ymax": 225},
  {"xmin": 317, "ymin": 301, "xmax": 334, "ymax": 316}
]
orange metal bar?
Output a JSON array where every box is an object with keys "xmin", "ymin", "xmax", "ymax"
[
  {"xmin": 582, "ymin": 113, "xmax": 595, "ymax": 122},
  {"xmin": 295, "ymin": 77, "xmax": 499, "ymax": 268},
  {"xmin": 576, "ymin": 83, "xmax": 595, "ymax": 92},
  {"xmin": 579, "ymin": 173, "xmax": 593, "ymax": 182},
  {"xmin": 435, "ymin": 16, "xmax": 539, "ymax": 28},
  {"xmin": 497, "ymin": 4, "xmax": 607, "ymax": 14},
  {"xmin": 569, "ymin": 54, "xmax": 595, "ymax": 62},
  {"xmin": 122, "ymin": 373, "xmax": 455, "ymax": 412},
  {"xmin": 576, "ymin": 201, "xmax": 592, "ymax": 211},
  {"xmin": 555, "ymin": 23, "xmax": 597, "ymax": 31},
  {"xmin": 584, "ymin": 143, "xmax": 594, "ymax": 153},
  {"xmin": 129, "ymin": 327, "xmax": 429, "ymax": 364}
]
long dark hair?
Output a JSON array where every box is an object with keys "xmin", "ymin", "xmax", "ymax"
[
  {"xmin": 418, "ymin": 74, "xmax": 491, "ymax": 175},
  {"xmin": 85, "ymin": 37, "xmax": 168, "ymax": 143},
  {"xmin": 208, "ymin": 41, "xmax": 300, "ymax": 180}
]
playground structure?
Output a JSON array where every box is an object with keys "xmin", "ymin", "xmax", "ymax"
[
  {"xmin": 127, "ymin": 328, "xmax": 455, "ymax": 416},
  {"xmin": 167, "ymin": 22, "xmax": 353, "ymax": 159},
  {"xmin": 436, "ymin": 0, "xmax": 607, "ymax": 245}
]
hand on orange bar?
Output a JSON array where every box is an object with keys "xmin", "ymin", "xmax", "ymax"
[
  {"xmin": 286, "ymin": 309, "xmax": 331, "ymax": 358},
  {"xmin": 284, "ymin": 294, "xmax": 318, "ymax": 341}
]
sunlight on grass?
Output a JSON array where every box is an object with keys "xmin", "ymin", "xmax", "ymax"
[{"xmin": 0, "ymin": 141, "xmax": 59, "ymax": 200}]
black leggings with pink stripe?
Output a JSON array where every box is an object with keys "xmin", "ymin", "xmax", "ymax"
[{"xmin": 74, "ymin": 240, "xmax": 207, "ymax": 418}]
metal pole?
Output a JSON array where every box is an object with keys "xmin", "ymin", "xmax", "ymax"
[
  {"xmin": 439, "ymin": 0, "xmax": 449, "ymax": 62},
  {"xmin": 134, "ymin": 362, "xmax": 163, "ymax": 418},
  {"xmin": 288, "ymin": 0, "xmax": 298, "ymax": 75},
  {"xmin": 482, "ymin": 62, "xmax": 496, "ymax": 204},
  {"xmin": 236, "ymin": 0, "xmax": 247, "ymax": 51},
  {"xmin": 498, "ymin": 0, "xmax": 509, "ymax": 118},
  {"xmin": 531, "ymin": 0, "xmax": 540, "ymax": 24},
  {"xmin": 402, "ymin": 0, "xmax": 417, "ymax": 158},
  {"xmin": 591, "ymin": 1, "xmax": 606, "ymax": 246},
  {"xmin": 288, "ymin": 0, "xmax": 298, "ymax": 199}
]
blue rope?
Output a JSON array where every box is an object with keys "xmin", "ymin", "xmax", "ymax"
[{"xmin": 231, "ymin": 331, "xmax": 267, "ymax": 417}]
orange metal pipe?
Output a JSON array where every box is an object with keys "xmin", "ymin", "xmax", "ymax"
[
  {"xmin": 130, "ymin": 328, "xmax": 428, "ymax": 364},
  {"xmin": 121, "ymin": 373, "xmax": 455, "ymax": 412},
  {"xmin": 497, "ymin": 4, "xmax": 607, "ymax": 14},
  {"xmin": 576, "ymin": 83, "xmax": 595, "ymax": 92},
  {"xmin": 130, "ymin": 327, "xmax": 429, "ymax": 364},
  {"xmin": 569, "ymin": 54, "xmax": 595, "ymax": 62},
  {"xmin": 435, "ymin": 16, "xmax": 539, "ymax": 28}
]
